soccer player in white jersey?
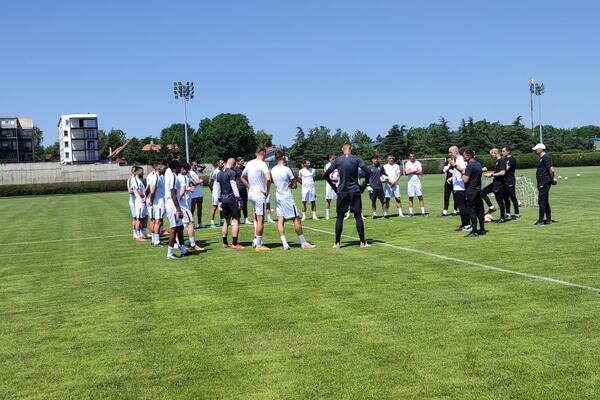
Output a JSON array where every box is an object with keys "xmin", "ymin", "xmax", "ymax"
[
  {"xmin": 298, "ymin": 159, "xmax": 318, "ymax": 220},
  {"xmin": 164, "ymin": 159, "xmax": 189, "ymax": 259},
  {"xmin": 127, "ymin": 167, "xmax": 138, "ymax": 238},
  {"xmin": 404, "ymin": 151, "xmax": 426, "ymax": 216},
  {"xmin": 189, "ymin": 161, "xmax": 205, "ymax": 228},
  {"xmin": 147, "ymin": 162, "xmax": 167, "ymax": 246},
  {"xmin": 324, "ymin": 154, "xmax": 338, "ymax": 220},
  {"xmin": 179, "ymin": 162, "xmax": 204, "ymax": 253},
  {"xmin": 132, "ymin": 167, "xmax": 148, "ymax": 241},
  {"xmin": 382, "ymin": 154, "xmax": 405, "ymax": 218},
  {"xmin": 208, "ymin": 158, "xmax": 224, "ymax": 228},
  {"xmin": 240, "ymin": 147, "xmax": 271, "ymax": 251},
  {"xmin": 270, "ymin": 150, "xmax": 316, "ymax": 250}
]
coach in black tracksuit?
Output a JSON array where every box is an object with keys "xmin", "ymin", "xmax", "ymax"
[
  {"xmin": 483, "ymin": 148, "xmax": 507, "ymax": 221},
  {"xmin": 501, "ymin": 146, "xmax": 520, "ymax": 218},
  {"xmin": 533, "ymin": 143, "xmax": 556, "ymax": 225},
  {"xmin": 462, "ymin": 149, "xmax": 485, "ymax": 236},
  {"xmin": 442, "ymin": 157, "xmax": 455, "ymax": 215}
]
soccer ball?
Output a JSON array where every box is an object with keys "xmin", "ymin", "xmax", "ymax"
[
  {"xmin": 558, "ymin": 176, "xmax": 562, "ymax": 179},
  {"xmin": 577, "ymin": 173, "xmax": 581, "ymax": 177},
  {"xmin": 484, "ymin": 213, "xmax": 494, "ymax": 222},
  {"xmin": 564, "ymin": 177, "xmax": 569, "ymax": 181}
]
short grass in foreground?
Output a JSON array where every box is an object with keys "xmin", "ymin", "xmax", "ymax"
[{"xmin": 0, "ymin": 166, "xmax": 599, "ymax": 399}]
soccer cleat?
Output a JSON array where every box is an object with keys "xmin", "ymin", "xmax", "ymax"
[
  {"xmin": 230, "ymin": 244, "xmax": 244, "ymax": 250},
  {"xmin": 477, "ymin": 230, "xmax": 487, "ymax": 235},
  {"xmin": 465, "ymin": 232, "xmax": 479, "ymax": 237},
  {"xmin": 407, "ymin": 213, "xmax": 414, "ymax": 218},
  {"xmin": 544, "ymin": 220, "xmax": 553, "ymax": 225},
  {"xmin": 210, "ymin": 224, "xmax": 217, "ymax": 229},
  {"xmin": 344, "ymin": 213, "xmax": 350, "ymax": 220},
  {"xmin": 136, "ymin": 236, "xmax": 147, "ymax": 241},
  {"xmin": 283, "ymin": 245, "xmax": 290, "ymax": 251},
  {"xmin": 301, "ymin": 242, "xmax": 316, "ymax": 249},
  {"xmin": 534, "ymin": 220, "xmax": 545, "ymax": 226},
  {"xmin": 326, "ymin": 216, "xmax": 330, "ymax": 220},
  {"xmin": 360, "ymin": 242, "xmax": 371, "ymax": 248},
  {"xmin": 166, "ymin": 254, "xmax": 179, "ymax": 260},
  {"xmin": 191, "ymin": 245, "xmax": 205, "ymax": 252},
  {"xmin": 312, "ymin": 216, "xmax": 319, "ymax": 220},
  {"xmin": 442, "ymin": 210, "xmax": 448, "ymax": 216},
  {"xmin": 301, "ymin": 216, "xmax": 307, "ymax": 221},
  {"xmin": 513, "ymin": 214, "xmax": 520, "ymax": 220},
  {"xmin": 461, "ymin": 225, "xmax": 472, "ymax": 232},
  {"xmin": 454, "ymin": 226, "xmax": 464, "ymax": 232},
  {"xmin": 332, "ymin": 243, "xmax": 341, "ymax": 249},
  {"xmin": 384, "ymin": 214, "xmax": 389, "ymax": 219},
  {"xmin": 488, "ymin": 206, "xmax": 496, "ymax": 213},
  {"xmin": 180, "ymin": 251, "xmax": 191, "ymax": 257},
  {"xmin": 255, "ymin": 245, "xmax": 270, "ymax": 251}
]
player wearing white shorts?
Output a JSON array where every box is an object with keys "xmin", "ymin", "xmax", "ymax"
[
  {"xmin": 270, "ymin": 150, "xmax": 316, "ymax": 250},
  {"xmin": 132, "ymin": 167, "xmax": 148, "ymax": 241},
  {"xmin": 189, "ymin": 161, "xmax": 205, "ymax": 228},
  {"xmin": 404, "ymin": 151, "xmax": 426, "ymax": 216},
  {"xmin": 208, "ymin": 159, "xmax": 224, "ymax": 228},
  {"xmin": 240, "ymin": 147, "xmax": 271, "ymax": 251},
  {"xmin": 164, "ymin": 159, "xmax": 189, "ymax": 259},
  {"xmin": 298, "ymin": 160, "xmax": 318, "ymax": 221},
  {"xmin": 382, "ymin": 154, "xmax": 405, "ymax": 218},
  {"xmin": 324, "ymin": 154, "xmax": 338, "ymax": 220},
  {"xmin": 178, "ymin": 163, "xmax": 204, "ymax": 253},
  {"xmin": 127, "ymin": 167, "xmax": 138, "ymax": 238},
  {"xmin": 147, "ymin": 162, "xmax": 167, "ymax": 246}
]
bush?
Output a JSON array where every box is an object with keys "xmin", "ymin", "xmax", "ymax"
[{"xmin": 0, "ymin": 180, "xmax": 125, "ymax": 197}]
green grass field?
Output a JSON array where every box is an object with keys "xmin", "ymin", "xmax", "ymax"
[{"xmin": 1, "ymin": 166, "xmax": 599, "ymax": 399}]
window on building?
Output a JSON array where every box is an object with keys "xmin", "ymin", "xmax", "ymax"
[
  {"xmin": 83, "ymin": 119, "xmax": 97, "ymax": 128},
  {"xmin": 65, "ymin": 152, "xmax": 70, "ymax": 158},
  {"xmin": 64, "ymin": 130, "xmax": 68, "ymax": 137},
  {"xmin": 64, "ymin": 141, "xmax": 69, "ymax": 148},
  {"xmin": 87, "ymin": 140, "xmax": 95, "ymax": 149}
]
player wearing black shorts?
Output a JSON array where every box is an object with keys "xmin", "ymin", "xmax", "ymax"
[
  {"xmin": 483, "ymin": 148, "xmax": 507, "ymax": 221},
  {"xmin": 365, "ymin": 155, "xmax": 387, "ymax": 218},
  {"xmin": 501, "ymin": 146, "xmax": 520, "ymax": 219},
  {"xmin": 462, "ymin": 149, "xmax": 485, "ymax": 236},
  {"xmin": 324, "ymin": 142, "xmax": 371, "ymax": 248},
  {"xmin": 533, "ymin": 144, "xmax": 557, "ymax": 225},
  {"xmin": 216, "ymin": 158, "xmax": 244, "ymax": 249}
]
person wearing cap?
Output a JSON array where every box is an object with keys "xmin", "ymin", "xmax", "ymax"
[{"xmin": 533, "ymin": 143, "xmax": 557, "ymax": 225}]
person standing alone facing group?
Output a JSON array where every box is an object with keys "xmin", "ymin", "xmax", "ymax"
[{"xmin": 533, "ymin": 143, "xmax": 557, "ymax": 225}]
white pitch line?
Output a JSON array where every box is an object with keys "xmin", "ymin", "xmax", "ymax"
[
  {"xmin": 303, "ymin": 226, "xmax": 600, "ymax": 293},
  {"xmin": 0, "ymin": 234, "xmax": 131, "ymax": 247}
]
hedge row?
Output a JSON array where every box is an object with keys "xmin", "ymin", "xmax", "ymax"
[
  {"xmin": 0, "ymin": 180, "xmax": 125, "ymax": 197},
  {"xmin": 480, "ymin": 151, "xmax": 600, "ymax": 170}
]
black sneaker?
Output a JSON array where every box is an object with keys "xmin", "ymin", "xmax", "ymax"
[
  {"xmin": 465, "ymin": 231, "xmax": 479, "ymax": 237},
  {"xmin": 534, "ymin": 220, "xmax": 545, "ymax": 226},
  {"xmin": 544, "ymin": 220, "xmax": 553, "ymax": 225},
  {"xmin": 477, "ymin": 230, "xmax": 487, "ymax": 235},
  {"xmin": 454, "ymin": 226, "xmax": 464, "ymax": 232}
]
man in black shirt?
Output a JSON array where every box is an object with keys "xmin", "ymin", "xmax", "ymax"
[
  {"xmin": 501, "ymin": 146, "xmax": 520, "ymax": 219},
  {"xmin": 365, "ymin": 155, "xmax": 387, "ymax": 218},
  {"xmin": 533, "ymin": 144, "xmax": 557, "ymax": 225},
  {"xmin": 216, "ymin": 158, "xmax": 244, "ymax": 249},
  {"xmin": 442, "ymin": 157, "xmax": 456, "ymax": 216},
  {"xmin": 462, "ymin": 149, "xmax": 485, "ymax": 236},
  {"xmin": 234, "ymin": 157, "xmax": 251, "ymax": 225},
  {"xmin": 325, "ymin": 142, "xmax": 371, "ymax": 248},
  {"xmin": 483, "ymin": 148, "xmax": 507, "ymax": 221}
]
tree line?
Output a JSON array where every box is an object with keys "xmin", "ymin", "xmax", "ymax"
[{"xmin": 35, "ymin": 114, "xmax": 600, "ymax": 166}]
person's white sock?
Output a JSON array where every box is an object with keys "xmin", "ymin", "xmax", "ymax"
[
  {"xmin": 325, "ymin": 209, "xmax": 330, "ymax": 218},
  {"xmin": 398, "ymin": 209, "xmax": 405, "ymax": 217},
  {"xmin": 210, "ymin": 219, "xmax": 215, "ymax": 225},
  {"xmin": 298, "ymin": 234, "xmax": 306, "ymax": 244},
  {"xmin": 302, "ymin": 212, "xmax": 306, "ymax": 219},
  {"xmin": 421, "ymin": 207, "xmax": 425, "ymax": 214},
  {"xmin": 167, "ymin": 246, "xmax": 174, "ymax": 256},
  {"xmin": 132, "ymin": 229, "xmax": 136, "ymax": 238},
  {"xmin": 409, "ymin": 207, "xmax": 413, "ymax": 214},
  {"xmin": 280, "ymin": 235, "xmax": 289, "ymax": 248},
  {"xmin": 384, "ymin": 208, "xmax": 388, "ymax": 216},
  {"xmin": 312, "ymin": 211, "xmax": 317, "ymax": 219},
  {"xmin": 189, "ymin": 236, "xmax": 196, "ymax": 247},
  {"xmin": 256, "ymin": 235, "xmax": 263, "ymax": 246}
]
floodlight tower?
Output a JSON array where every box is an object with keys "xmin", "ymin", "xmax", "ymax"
[
  {"xmin": 531, "ymin": 81, "xmax": 545, "ymax": 144},
  {"xmin": 173, "ymin": 81, "xmax": 195, "ymax": 162}
]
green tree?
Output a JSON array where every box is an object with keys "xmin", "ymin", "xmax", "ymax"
[
  {"xmin": 289, "ymin": 127, "xmax": 307, "ymax": 165},
  {"xmin": 192, "ymin": 113, "xmax": 256, "ymax": 162},
  {"xmin": 32, "ymin": 126, "xmax": 44, "ymax": 161},
  {"xmin": 255, "ymin": 129, "xmax": 273, "ymax": 148},
  {"xmin": 160, "ymin": 124, "xmax": 193, "ymax": 156},
  {"xmin": 351, "ymin": 130, "xmax": 373, "ymax": 160},
  {"xmin": 44, "ymin": 141, "xmax": 59, "ymax": 161},
  {"xmin": 98, "ymin": 129, "xmax": 107, "ymax": 157},
  {"xmin": 304, "ymin": 126, "xmax": 333, "ymax": 167},
  {"xmin": 456, "ymin": 118, "xmax": 492, "ymax": 153},
  {"xmin": 123, "ymin": 138, "xmax": 149, "ymax": 165},
  {"xmin": 330, "ymin": 128, "xmax": 350, "ymax": 157},
  {"xmin": 101, "ymin": 129, "xmax": 127, "ymax": 158},
  {"xmin": 379, "ymin": 124, "xmax": 407, "ymax": 159}
]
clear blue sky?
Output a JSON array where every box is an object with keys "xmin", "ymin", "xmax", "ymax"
[{"xmin": 2, "ymin": 0, "xmax": 599, "ymax": 146}]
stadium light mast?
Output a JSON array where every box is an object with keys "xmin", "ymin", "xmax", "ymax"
[
  {"xmin": 173, "ymin": 81, "xmax": 195, "ymax": 162},
  {"xmin": 529, "ymin": 79, "xmax": 545, "ymax": 144}
]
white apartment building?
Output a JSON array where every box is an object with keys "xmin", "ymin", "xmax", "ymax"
[{"xmin": 58, "ymin": 114, "xmax": 99, "ymax": 164}]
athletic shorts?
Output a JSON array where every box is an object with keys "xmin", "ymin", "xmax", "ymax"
[
  {"xmin": 181, "ymin": 207, "xmax": 193, "ymax": 224},
  {"xmin": 276, "ymin": 196, "xmax": 299, "ymax": 220},
  {"xmin": 337, "ymin": 191, "xmax": 362, "ymax": 216},
  {"xmin": 166, "ymin": 204, "xmax": 183, "ymax": 228},
  {"xmin": 129, "ymin": 201, "xmax": 136, "ymax": 218},
  {"xmin": 301, "ymin": 186, "xmax": 317, "ymax": 202},
  {"xmin": 384, "ymin": 183, "xmax": 400, "ymax": 198},
  {"xmin": 134, "ymin": 202, "xmax": 147, "ymax": 219},
  {"xmin": 369, "ymin": 187, "xmax": 385, "ymax": 203},
  {"xmin": 325, "ymin": 184, "xmax": 338, "ymax": 200},
  {"xmin": 211, "ymin": 195, "xmax": 220, "ymax": 207},
  {"xmin": 150, "ymin": 203, "xmax": 165, "ymax": 220},
  {"xmin": 407, "ymin": 181, "xmax": 423, "ymax": 197},
  {"xmin": 249, "ymin": 192, "xmax": 267, "ymax": 216},
  {"xmin": 221, "ymin": 202, "xmax": 241, "ymax": 220}
]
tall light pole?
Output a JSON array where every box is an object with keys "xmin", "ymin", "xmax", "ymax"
[
  {"xmin": 173, "ymin": 81, "xmax": 194, "ymax": 162},
  {"xmin": 533, "ymin": 81, "xmax": 545, "ymax": 143}
]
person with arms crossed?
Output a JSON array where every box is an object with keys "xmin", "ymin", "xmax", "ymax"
[
  {"xmin": 298, "ymin": 159, "xmax": 319, "ymax": 221},
  {"xmin": 147, "ymin": 162, "xmax": 167, "ymax": 247},
  {"xmin": 208, "ymin": 158, "xmax": 224, "ymax": 228},
  {"xmin": 324, "ymin": 142, "xmax": 371, "ymax": 249},
  {"xmin": 132, "ymin": 167, "xmax": 148, "ymax": 241},
  {"xmin": 382, "ymin": 154, "xmax": 405, "ymax": 218},
  {"xmin": 404, "ymin": 151, "xmax": 426, "ymax": 216},
  {"xmin": 164, "ymin": 159, "xmax": 189, "ymax": 259},
  {"xmin": 179, "ymin": 163, "xmax": 204, "ymax": 252},
  {"xmin": 188, "ymin": 161, "xmax": 205, "ymax": 228},
  {"xmin": 365, "ymin": 155, "xmax": 387, "ymax": 218},
  {"xmin": 241, "ymin": 147, "xmax": 272, "ymax": 251},
  {"xmin": 533, "ymin": 143, "xmax": 557, "ymax": 225},
  {"xmin": 324, "ymin": 154, "xmax": 338, "ymax": 220},
  {"xmin": 442, "ymin": 157, "xmax": 457, "ymax": 216},
  {"xmin": 501, "ymin": 146, "xmax": 520, "ymax": 220},
  {"xmin": 462, "ymin": 149, "xmax": 485, "ymax": 236},
  {"xmin": 214, "ymin": 158, "xmax": 244, "ymax": 249},
  {"xmin": 271, "ymin": 150, "xmax": 316, "ymax": 250}
]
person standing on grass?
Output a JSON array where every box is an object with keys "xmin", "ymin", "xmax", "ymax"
[
  {"xmin": 214, "ymin": 158, "xmax": 244, "ymax": 249},
  {"xmin": 483, "ymin": 148, "xmax": 508, "ymax": 222},
  {"xmin": 132, "ymin": 167, "xmax": 148, "ymax": 241},
  {"xmin": 271, "ymin": 150, "xmax": 316, "ymax": 250},
  {"xmin": 501, "ymin": 146, "xmax": 520, "ymax": 220},
  {"xmin": 442, "ymin": 156, "xmax": 457, "ymax": 216},
  {"xmin": 533, "ymin": 143, "xmax": 557, "ymax": 226},
  {"xmin": 147, "ymin": 162, "xmax": 167, "ymax": 247},
  {"xmin": 208, "ymin": 158, "xmax": 224, "ymax": 228},
  {"xmin": 462, "ymin": 149, "xmax": 485, "ymax": 237},
  {"xmin": 188, "ymin": 161, "xmax": 205, "ymax": 228},
  {"xmin": 382, "ymin": 154, "xmax": 404, "ymax": 218},
  {"xmin": 474, "ymin": 152, "xmax": 496, "ymax": 214},
  {"xmin": 164, "ymin": 159, "xmax": 189, "ymax": 259},
  {"xmin": 241, "ymin": 147, "xmax": 272, "ymax": 251},
  {"xmin": 449, "ymin": 146, "xmax": 470, "ymax": 231},
  {"xmin": 324, "ymin": 142, "xmax": 371, "ymax": 249},
  {"xmin": 234, "ymin": 157, "xmax": 252, "ymax": 225},
  {"xmin": 365, "ymin": 154, "xmax": 387, "ymax": 218},
  {"xmin": 178, "ymin": 163, "xmax": 204, "ymax": 253},
  {"xmin": 127, "ymin": 166, "xmax": 138, "ymax": 239},
  {"xmin": 404, "ymin": 151, "xmax": 426, "ymax": 216},
  {"xmin": 298, "ymin": 159, "xmax": 319, "ymax": 221},
  {"xmin": 324, "ymin": 154, "xmax": 339, "ymax": 220}
]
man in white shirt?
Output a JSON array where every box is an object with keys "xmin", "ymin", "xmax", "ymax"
[
  {"xmin": 188, "ymin": 161, "xmax": 205, "ymax": 228},
  {"xmin": 324, "ymin": 154, "xmax": 338, "ymax": 220},
  {"xmin": 164, "ymin": 159, "xmax": 189, "ymax": 259},
  {"xmin": 404, "ymin": 151, "xmax": 426, "ymax": 216},
  {"xmin": 449, "ymin": 145, "xmax": 470, "ymax": 230},
  {"xmin": 179, "ymin": 163, "xmax": 204, "ymax": 253},
  {"xmin": 298, "ymin": 159, "xmax": 318, "ymax": 221},
  {"xmin": 382, "ymin": 154, "xmax": 405, "ymax": 218},
  {"xmin": 132, "ymin": 167, "xmax": 147, "ymax": 240},
  {"xmin": 127, "ymin": 167, "xmax": 138, "ymax": 238},
  {"xmin": 270, "ymin": 150, "xmax": 316, "ymax": 250},
  {"xmin": 240, "ymin": 147, "xmax": 272, "ymax": 251},
  {"xmin": 147, "ymin": 162, "xmax": 167, "ymax": 246},
  {"xmin": 208, "ymin": 159, "xmax": 224, "ymax": 228}
]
